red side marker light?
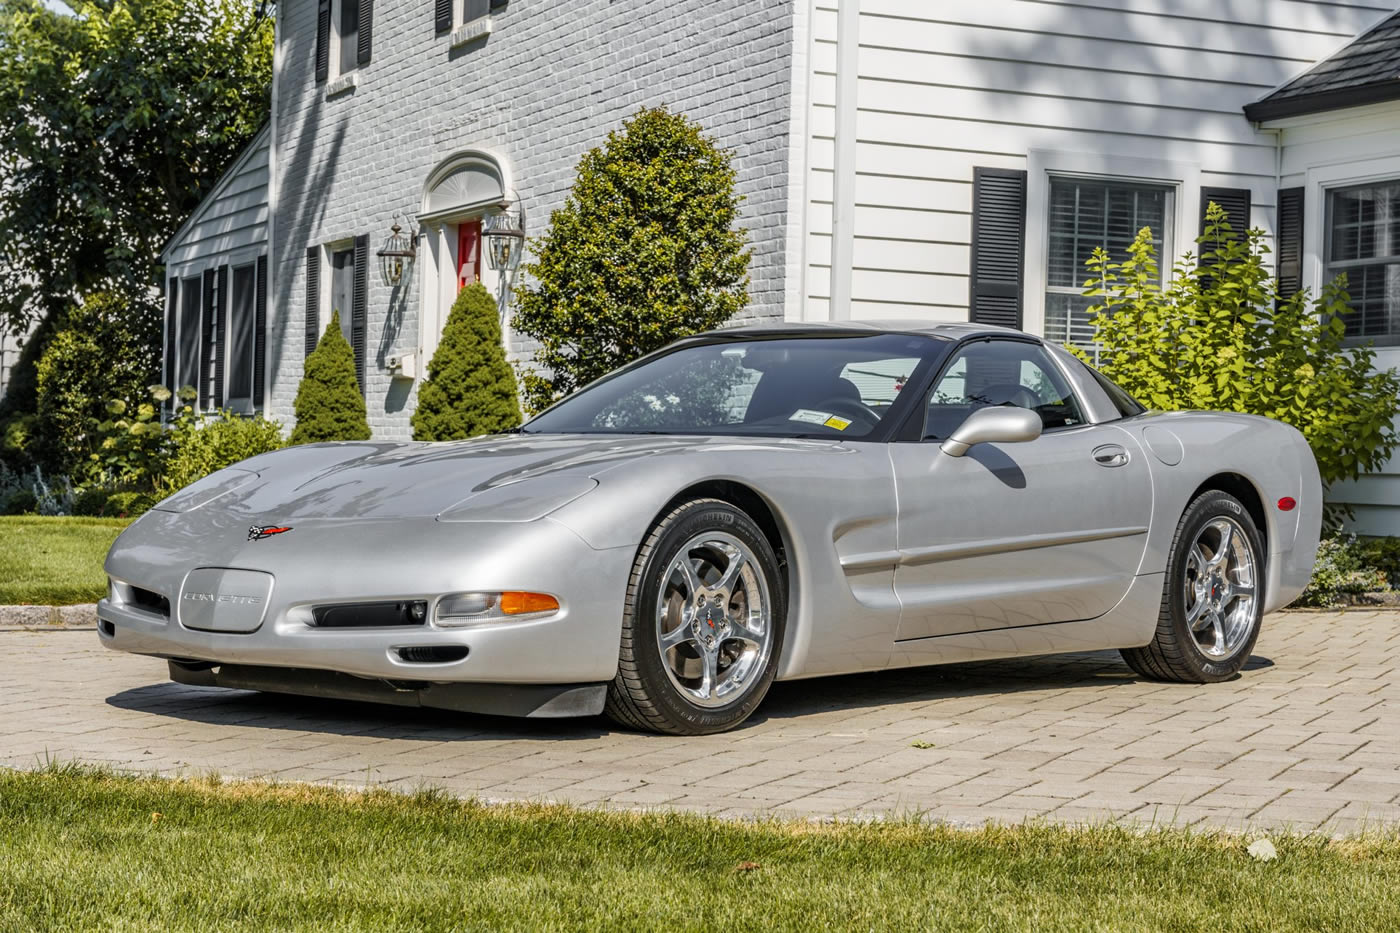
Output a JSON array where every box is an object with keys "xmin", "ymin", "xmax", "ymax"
[{"xmin": 1277, "ymin": 497, "xmax": 1297, "ymax": 512}]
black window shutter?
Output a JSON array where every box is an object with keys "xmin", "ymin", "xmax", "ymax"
[
  {"xmin": 201, "ymin": 269, "xmax": 217, "ymax": 409},
  {"xmin": 435, "ymin": 0, "xmax": 452, "ymax": 33},
  {"xmin": 315, "ymin": 0, "xmax": 331, "ymax": 82},
  {"xmin": 968, "ymin": 167, "xmax": 1027, "ymax": 330},
  {"xmin": 254, "ymin": 255, "xmax": 268, "ymax": 411},
  {"xmin": 214, "ymin": 265, "xmax": 229, "ymax": 409},
  {"xmin": 1199, "ymin": 187, "xmax": 1251, "ymax": 238},
  {"xmin": 1277, "ymin": 187, "xmax": 1305, "ymax": 302},
  {"xmin": 352, "ymin": 234, "xmax": 369, "ymax": 395},
  {"xmin": 164, "ymin": 277, "xmax": 179, "ymax": 408},
  {"xmin": 357, "ymin": 0, "xmax": 373, "ymax": 65},
  {"xmin": 305, "ymin": 246, "xmax": 321, "ymax": 361}
]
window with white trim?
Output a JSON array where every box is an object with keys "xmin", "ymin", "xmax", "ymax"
[
  {"xmin": 1326, "ymin": 180, "xmax": 1400, "ymax": 340},
  {"xmin": 334, "ymin": 0, "xmax": 359, "ymax": 77},
  {"xmin": 226, "ymin": 263, "xmax": 258, "ymax": 412},
  {"xmin": 1044, "ymin": 177, "xmax": 1174, "ymax": 349}
]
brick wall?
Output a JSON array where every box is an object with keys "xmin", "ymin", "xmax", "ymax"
[{"xmin": 271, "ymin": 0, "xmax": 796, "ymax": 439}]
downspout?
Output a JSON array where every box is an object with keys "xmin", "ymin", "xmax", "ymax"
[{"xmin": 829, "ymin": 0, "xmax": 859, "ymax": 321}]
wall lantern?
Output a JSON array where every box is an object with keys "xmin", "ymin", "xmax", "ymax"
[
  {"xmin": 376, "ymin": 219, "xmax": 417, "ymax": 287},
  {"xmin": 483, "ymin": 206, "xmax": 526, "ymax": 273}
]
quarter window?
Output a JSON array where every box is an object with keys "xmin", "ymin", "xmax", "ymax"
[
  {"xmin": 1045, "ymin": 178, "xmax": 1174, "ymax": 351},
  {"xmin": 1326, "ymin": 181, "xmax": 1400, "ymax": 339},
  {"xmin": 924, "ymin": 340, "xmax": 1085, "ymax": 440}
]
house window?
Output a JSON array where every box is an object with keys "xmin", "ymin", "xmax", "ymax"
[
  {"xmin": 330, "ymin": 247, "xmax": 357, "ymax": 344},
  {"xmin": 1044, "ymin": 177, "xmax": 1173, "ymax": 349},
  {"xmin": 462, "ymin": 0, "xmax": 489, "ymax": 24},
  {"xmin": 336, "ymin": 0, "xmax": 359, "ymax": 76},
  {"xmin": 177, "ymin": 275, "xmax": 202, "ymax": 395},
  {"xmin": 226, "ymin": 264, "xmax": 258, "ymax": 412},
  {"xmin": 1326, "ymin": 181, "xmax": 1400, "ymax": 339}
]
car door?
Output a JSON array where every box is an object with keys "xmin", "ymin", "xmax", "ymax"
[{"xmin": 891, "ymin": 337, "xmax": 1152, "ymax": 642}]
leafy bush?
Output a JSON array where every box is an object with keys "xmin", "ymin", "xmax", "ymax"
[
  {"xmin": 160, "ymin": 409, "xmax": 284, "ymax": 495},
  {"xmin": 412, "ymin": 283, "xmax": 521, "ymax": 441},
  {"xmin": 33, "ymin": 291, "xmax": 160, "ymax": 478},
  {"xmin": 91, "ymin": 387, "xmax": 176, "ymax": 489},
  {"xmin": 0, "ymin": 463, "xmax": 72, "ymax": 516},
  {"xmin": 0, "ymin": 413, "xmax": 38, "ymax": 469},
  {"xmin": 513, "ymin": 106, "xmax": 751, "ymax": 412},
  {"xmin": 101, "ymin": 490, "xmax": 156, "ymax": 519},
  {"xmin": 71, "ymin": 485, "xmax": 112, "ymax": 517},
  {"xmin": 1293, "ymin": 536, "xmax": 1391, "ymax": 608},
  {"xmin": 290, "ymin": 311, "xmax": 371, "ymax": 445},
  {"xmin": 1079, "ymin": 204, "xmax": 1400, "ymax": 523}
]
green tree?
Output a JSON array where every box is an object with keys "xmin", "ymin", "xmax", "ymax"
[
  {"xmin": 512, "ymin": 106, "xmax": 751, "ymax": 412},
  {"xmin": 1078, "ymin": 203, "xmax": 1400, "ymax": 517},
  {"xmin": 289, "ymin": 312, "xmax": 371, "ymax": 445},
  {"xmin": 412, "ymin": 283, "xmax": 521, "ymax": 441},
  {"xmin": 0, "ymin": 0, "xmax": 272, "ymax": 362},
  {"xmin": 34, "ymin": 290, "xmax": 160, "ymax": 477}
]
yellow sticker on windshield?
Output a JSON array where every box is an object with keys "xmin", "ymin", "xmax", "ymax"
[{"xmin": 824, "ymin": 415, "xmax": 852, "ymax": 431}]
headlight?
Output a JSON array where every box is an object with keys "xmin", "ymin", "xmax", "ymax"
[
  {"xmin": 151, "ymin": 469, "xmax": 257, "ymax": 513},
  {"xmin": 436, "ymin": 475, "xmax": 597, "ymax": 523},
  {"xmin": 435, "ymin": 591, "xmax": 560, "ymax": 627}
]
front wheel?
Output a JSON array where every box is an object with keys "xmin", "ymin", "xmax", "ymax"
[
  {"xmin": 605, "ymin": 498, "xmax": 786, "ymax": 735},
  {"xmin": 1122, "ymin": 489, "xmax": 1264, "ymax": 682}
]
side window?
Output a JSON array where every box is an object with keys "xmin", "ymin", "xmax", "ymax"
[{"xmin": 924, "ymin": 340, "xmax": 1085, "ymax": 440}]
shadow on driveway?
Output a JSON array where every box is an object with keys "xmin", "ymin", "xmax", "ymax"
[{"xmin": 105, "ymin": 650, "xmax": 1274, "ymax": 740}]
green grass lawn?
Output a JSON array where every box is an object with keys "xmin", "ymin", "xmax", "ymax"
[
  {"xmin": 0, "ymin": 516, "xmax": 131, "ymax": 605},
  {"xmin": 2, "ymin": 767, "xmax": 1397, "ymax": 931}
]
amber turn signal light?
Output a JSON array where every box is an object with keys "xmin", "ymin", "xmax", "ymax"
[
  {"xmin": 1277, "ymin": 497, "xmax": 1297, "ymax": 512},
  {"xmin": 500, "ymin": 592, "xmax": 560, "ymax": 615}
]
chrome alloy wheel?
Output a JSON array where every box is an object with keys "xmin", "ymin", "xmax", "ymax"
[
  {"xmin": 655, "ymin": 531, "xmax": 773, "ymax": 709},
  {"xmin": 1183, "ymin": 517, "xmax": 1257, "ymax": 659}
]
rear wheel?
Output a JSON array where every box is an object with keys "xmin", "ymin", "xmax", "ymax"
[
  {"xmin": 605, "ymin": 498, "xmax": 786, "ymax": 735},
  {"xmin": 1122, "ymin": 489, "xmax": 1263, "ymax": 682}
]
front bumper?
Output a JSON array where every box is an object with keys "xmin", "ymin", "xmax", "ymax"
[{"xmin": 98, "ymin": 512, "xmax": 634, "ymax": 688}]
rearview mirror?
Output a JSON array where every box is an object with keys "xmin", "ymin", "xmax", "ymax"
[{"xmin": 940, "ymin": 407, "xmax": 1042, "ymax": 457}]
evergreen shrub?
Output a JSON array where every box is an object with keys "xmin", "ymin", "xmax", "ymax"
[
  {"xmin": 412, "ymin": 283, "xmax": 521, "ymax": 441},
  {"xmin": 289, "ymin": 311, "xmax": 371, "ymax": 445}
]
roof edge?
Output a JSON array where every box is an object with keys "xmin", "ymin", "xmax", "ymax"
[{"xmin": 1244, "ymin": 79, "xmax": 1400, "ymax": 124}]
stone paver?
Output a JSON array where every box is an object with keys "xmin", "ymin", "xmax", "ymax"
[{"xmin": 1, "ymin": 610, "xmax": 1397, "ymax": 834}]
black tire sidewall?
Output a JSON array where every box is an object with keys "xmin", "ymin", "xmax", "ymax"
[
  {"xmin": 1167, "ymin": 491, "xmax": 1265, "ymax": 680},
  {"xmin": 627, "ymin": 501, "xmax": 786, "ymax": 734}
]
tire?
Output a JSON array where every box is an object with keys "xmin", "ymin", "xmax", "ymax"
[
  {"xmin": 1122, "ymin": 489, "xmax": 1265, "ymax": 683},
  {"xmin": 605, "ymin": 498, "xmax": 786, "ymax": 735}
]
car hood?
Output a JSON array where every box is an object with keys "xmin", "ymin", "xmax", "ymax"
[{"xmin": 185, "ymin": 433, "xmax": 835, "ymax": 521}]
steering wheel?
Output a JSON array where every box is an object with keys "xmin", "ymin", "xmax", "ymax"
[
  {"xmin": 815, "ymin": 396, "xmax": 882, "ymax": 424},
  {"xmin": 976, "ymin": 383, "xmax": 1040, "ymax": 410}
]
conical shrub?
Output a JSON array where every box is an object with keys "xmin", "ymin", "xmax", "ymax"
[
  {"xmin": 412, "ymin": 283, "xmax": 521, "ymax": 441},
  {"xmin": 289, "ymin": 311, "xmax": 371, "ymax": 444}
]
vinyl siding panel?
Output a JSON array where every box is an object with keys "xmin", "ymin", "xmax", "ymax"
[
  {"xmin": 165, "ymin": 128, "xmax": 270, "ymax": 270},
  {"xmin": 801, "ymin": 0, "xmax": 1391, "ymax": 326}
]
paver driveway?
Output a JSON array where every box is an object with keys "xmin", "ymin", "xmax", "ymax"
[{"xmin": 2, "ymin": 610, "xmax": 1397, "ymax": 834}]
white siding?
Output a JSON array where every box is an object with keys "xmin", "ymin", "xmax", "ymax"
[
  {"xmin": 796, "ymin": 0, "xmax": 1393, "ymax": 328},
  {"xmin": 1274, "ymin": 101, "xmax": 1400, "ymax": 535},
  {"xmin": 165, "ymin": 126, "xmax": 270, "ymax": 272}
]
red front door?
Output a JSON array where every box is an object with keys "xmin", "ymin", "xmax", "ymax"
[{"xmin": 458, "ymin": 220, "xmax": 482, "ymax": 289}]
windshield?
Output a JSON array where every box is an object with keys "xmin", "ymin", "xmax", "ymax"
[{"xmin": 522, "ymin": 334, "xmax": 948, "ymax": 439}]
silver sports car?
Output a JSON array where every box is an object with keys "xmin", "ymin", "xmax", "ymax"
[{"xmin": 99, "ymin": 322, "xmax": 1323, "ymax": 734}]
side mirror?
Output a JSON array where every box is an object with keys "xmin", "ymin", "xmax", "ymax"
[{"xmin": 940, "ymin": 406, "xmax": 1042, "ymax": 457}]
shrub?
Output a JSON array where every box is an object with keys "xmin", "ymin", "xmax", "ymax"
[
  {"xmin": 1293, "ymin": 536, "xmax": 1391, "ymax": 608},
  {"xmin": 1079, "ymin": 203, "xmax": 1400, "ymax": 524},
  {"xmin": 512, "ymin": 106, "xmax": 751, "ymax": 412},
  {"xmin": 0, "ymin": 413, "xmax": 38, "ymax": 469},
  {"xmin": 289, "ymin": 311, "xmax": 371, "ymax": 445},
  {"xmin": 102, "ymin": 490, "xmax": 155, "ymax": 519},
  {"xmin": 72, "ymin": 485, "xmax": 112, "ymax": 517},
  {"xmin": 160, "ymin": 410, "xmax": 284, "ymax": 495},
  {"xmin": 2, "ymin": 488, "xmax": 37, "ymax": 515},
  {"xmin": 91, "ymin": 387, "xmax": 175, "ymax": 489},
  {"xmin": 0, "ymin": 463, "xmax": 72, "ymax": 515},
  {"xmin": 33, "ymin": 291, "xmax": 160, "ymax": 478},
  {"xmin": 412, "ymin": 283, "xmax": 521, "ymax": 441}
]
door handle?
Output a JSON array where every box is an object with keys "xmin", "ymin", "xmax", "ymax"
[{"xmin": 1093, "ymin": 444, "xmax": 1130, "ymax": 468}]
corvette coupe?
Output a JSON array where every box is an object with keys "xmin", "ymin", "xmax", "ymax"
[{"xmin": 99, "ymin": 322, "xmax": 1322, "ymax": 734}]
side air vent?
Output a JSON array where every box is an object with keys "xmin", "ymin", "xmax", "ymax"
[
  {"xmin": 130, "ymin": 586, "xmax": 171, "ymax": 618},
  {"xmin": 312, "ymin": 601, "xmax": 428, "ymax": 628},
  {"xmin": 396, "ymin": 645, "xmax": 469, "ymax": 664}
]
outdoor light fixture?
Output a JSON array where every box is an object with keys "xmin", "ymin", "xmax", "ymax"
[
  {"xmin": 483, "ymin": 207, "xmax": 526, "ymax": 273},
  {"xmin": 376, "ymin": 219, "xmax": 417, "ymax": 287}
]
